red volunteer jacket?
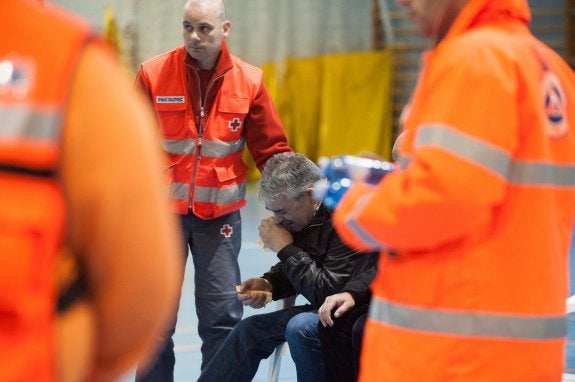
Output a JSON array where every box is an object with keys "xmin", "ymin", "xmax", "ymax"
[{"xmin": 136, "ymin": 42, "xmax": 291, "ymax": 218}]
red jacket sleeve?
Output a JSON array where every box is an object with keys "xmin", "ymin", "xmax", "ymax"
[{"xmin": 244, "ymin": 80, "xmax": 292, "ymax": 171}]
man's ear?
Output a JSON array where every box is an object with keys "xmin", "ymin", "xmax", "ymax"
[
  {"xmin": 222, "ymin": 20, "xmax": 231, "ymax": 39},
  {"xmin": 305, "ymin": 187, "xmax": 315, "ymax": 198}
]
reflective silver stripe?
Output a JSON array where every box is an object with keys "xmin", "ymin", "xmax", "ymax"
[
  {"xmin": 170, "ymin": 182, "xmax": 190, "ymax": 201},
  {"xmin": 509, "ymin": 161, "xmax": 575, "ymax": 187},
  {"xmin": 346, "ymin": 193, "xmax": 384, "ymax": 250},
  {"xmin": 163, "ymin": 137, "xmax": 245, "ymax": 157},
  {"xmin": 415, "ymin": 125, "xmax": 511, "ymax": 179},
  {"xmin": 370, "ymin": 296, "xmax": 566, "ymax": 340},
  {"xmin": 164, "ymin": 139, "xmax": 196, "ymax": 155},
  {"xmin": 415, "ymin": 124, "xmax": 575, "ymax": 187},
  {"xmin": 194, "ymin": 182, "xmax": 246, "ymax": 205},
  {"xmin": 0, "ymin": 105, "xmax": 61, "ymax": 140},
  {"xmin": 202, "ymin": 137, "xmax": 246, "ymax": 158}
]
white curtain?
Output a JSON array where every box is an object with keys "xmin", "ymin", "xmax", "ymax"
[{"xmin": 131, "ymin": 0, "xmax": 374, "ymax": 69}]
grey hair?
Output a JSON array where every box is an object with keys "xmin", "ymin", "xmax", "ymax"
[{"xmin": 258, "ymin": 152, "xmax": 322, "ymax": 202}]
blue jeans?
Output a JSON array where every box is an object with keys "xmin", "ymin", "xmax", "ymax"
[
  {"xmin": 197, "ymin": 305, "xmax": 314, "ymax": 382},
  {"xmin": 285, "ymin": 311, "xmax": 326, "ymax": 382},
  {"xmin": 137, "ymin": 211, "xmax": 243, "ymax": 381}
]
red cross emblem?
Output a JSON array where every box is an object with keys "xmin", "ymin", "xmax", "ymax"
[
  {"xmin": 220, "ymin": 224, "xmax": 233, "ymax": 238},
  {"xmin": 228, "ymin": 118, "xmax": 242, "ymax": 132}
]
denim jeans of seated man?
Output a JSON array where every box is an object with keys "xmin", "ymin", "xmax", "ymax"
[
  {"xmin": 197, "ymin": 305, "xmax": 325, "ymax": 382},
  {"xmin": 285, "ymin": 310, "xmax": 326, "ymax": 382}
]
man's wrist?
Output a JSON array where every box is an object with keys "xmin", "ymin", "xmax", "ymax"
[
  {"xmin": 277, "ymin": 244, "xmax": 299, "ymax": 262},
  {"xmin": 343, "ymin": 290, "xmax": 358, "ymax": 304},
  {"xmin": 261, "ymin": 277, "xmax": 272, "ymax": 290}
]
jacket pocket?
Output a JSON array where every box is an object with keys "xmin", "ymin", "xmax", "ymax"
[
  {"xmin": 218, "ymin": 95, "xmax": 250, "ymax": 113},
  {"xmin": 213, "ymin": 161, "xmax": 248, "ymax": 185},
  {"xmin": 154, "ymin": 101, "xmax": 188, "ymax": 138},
  {"xmin": 214, "ymin": 96, "xmax": 250, "ymax": 137}
]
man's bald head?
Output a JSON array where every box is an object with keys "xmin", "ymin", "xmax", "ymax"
[
  {"xmin": 184, "ymin": 0, "xmax": 226, "ymax": 22},
  {"xmin": 182, "ymin": 0, "xmax": 230, "ymax": 69}
]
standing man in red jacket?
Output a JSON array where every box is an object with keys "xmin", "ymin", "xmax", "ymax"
[{"xmin": 135, "ymin": 0, "xmax": 291, "ymax": 380}]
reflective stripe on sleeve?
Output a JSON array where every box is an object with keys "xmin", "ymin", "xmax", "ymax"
[
  {"xmin": 415, "ymin": 125, "xmax": 511, "ymax": 178},
  {"xmin": 369, "ymin": 295, "xmax": 566, "ymax": 340},
  {"xmin": 345, "ymin": 193, "xmax": 384, "ymax": 250},
  {"xmin": 415, "ymin": 124, "xmax": 575, "ymax": 187}
]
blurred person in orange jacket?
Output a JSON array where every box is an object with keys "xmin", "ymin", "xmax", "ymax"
[
  {"xmin": 134, "ymin": 0, "xmax": 291, "ymax": 379},
  {"xmin": 316, "ymin": 134, "xmax": 403, "ymax": 382},
  {"xmin": 332, "ymin": 0, "xmax": 575, "ymax": 381},
  {"xmin": 0, "ymin": 1, "xmax": 181, "ymax": 381}
]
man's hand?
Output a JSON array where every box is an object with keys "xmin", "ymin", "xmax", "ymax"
[
  {"xmin": 258, "ymin": 216, "xmax": 293, "ymax": 252},
  {"xmin": 236, "ymin": 277, "xmax": 272, "ymax": 309},
  {"xmin": 319, "ymin": 292, "xmax": 356, "ymax": 327}
]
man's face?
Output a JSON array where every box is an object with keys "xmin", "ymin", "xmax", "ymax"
[
  {"xmin": 182, "ymin": 0, "xmax": 230, "ymax": 69},
  {"xmin": 265, "ymin": 190, "xmax": 318, "ymax": 233},
  {"xmin": 396, "ymin": 0, "xmax": 465, "ymax": 39}
]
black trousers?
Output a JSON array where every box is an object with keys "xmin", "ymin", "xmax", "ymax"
[{"xmin": 318, "ymin": 304, "xmax": 369, "ymax": 382}]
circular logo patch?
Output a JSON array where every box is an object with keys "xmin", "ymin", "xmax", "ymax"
[{"xmin": 541, "ymin": 71, "xmax": 568, "ymax": 138}]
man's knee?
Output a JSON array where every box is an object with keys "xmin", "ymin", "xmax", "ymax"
[{"xmin": 285, "ymin": 312, "xmax": 318, "ymax": 344}]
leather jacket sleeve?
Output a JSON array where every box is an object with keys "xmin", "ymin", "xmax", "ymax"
[
  {"xmin": 262, "ymin": 206, "xmax": 376, "ymax": 309},
  {"xmin": 341, "ymin": 252, "xmax": 378, "ymax": 305}
]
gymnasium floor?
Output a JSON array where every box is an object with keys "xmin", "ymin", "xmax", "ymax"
[{"xmin": 124, "ymin": 184, "xmax": 575, "ymax": 381}]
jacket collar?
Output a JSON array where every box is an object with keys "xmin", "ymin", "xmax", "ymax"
[
  {"xmin": 443, "ymin": 0, "xmax": 531, "ymax": 42},
  {"xmin": 310, "ymin": 203, "xmax": 331, "ymax": 226},
  {"xmin": 183, "ymin": 39, "xmax": 234, "ymax": 76}
]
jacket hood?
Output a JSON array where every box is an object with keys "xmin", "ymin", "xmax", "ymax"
[{"xmin": 446, "ymin": 0, "xmax": 531, "ymax": 40}]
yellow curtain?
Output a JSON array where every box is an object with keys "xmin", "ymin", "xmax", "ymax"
[
  {"xmin": 317, "ymin": 51, "xmax": 393, "ymax": 159},
  {"xmin": 246, "ymin": 50, "xmax": 394, "ymax": 181},
  {"xmin": 104, "ymin": 4, "xmax": 122, "ymax": 55}
]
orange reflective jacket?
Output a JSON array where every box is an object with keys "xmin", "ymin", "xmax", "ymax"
[
  {"xmin": 136, "ymin": 43, "xmax": 291, "ymax": 218},
  {"xmin": 0, "ymin": 1, "xmax": 90, "ymax": 380},
  {"xmin": 333, "ymin": 0, "xmax": 575, "ymax": 381}
]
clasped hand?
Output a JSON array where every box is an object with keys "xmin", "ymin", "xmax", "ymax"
[{"xmin": 258, "ymin": 216, "xmax": 293, "ymax": 252}]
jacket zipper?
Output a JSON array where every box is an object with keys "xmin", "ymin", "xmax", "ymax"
[{"xmin": 188, "ymin": 70, "xmax": 226, "ymax": 211}]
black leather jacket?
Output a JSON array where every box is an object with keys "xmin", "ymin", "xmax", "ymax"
[{"xmin": 262, "ymin": 204, "xmax": 377, "ymax": 309}]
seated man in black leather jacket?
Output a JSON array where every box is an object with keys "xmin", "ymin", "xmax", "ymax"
[{"xmin": 197, "ymin": 152, "xmax": 377, "ymax": 382}]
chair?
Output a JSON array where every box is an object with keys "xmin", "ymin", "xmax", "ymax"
[
  {"xmin": 267, "ymin": 295, "xmax": 297, "ymax": 382},
  {"xmin": 567, "ymin": 295, "xmax": 575, "ymax": 314}
]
